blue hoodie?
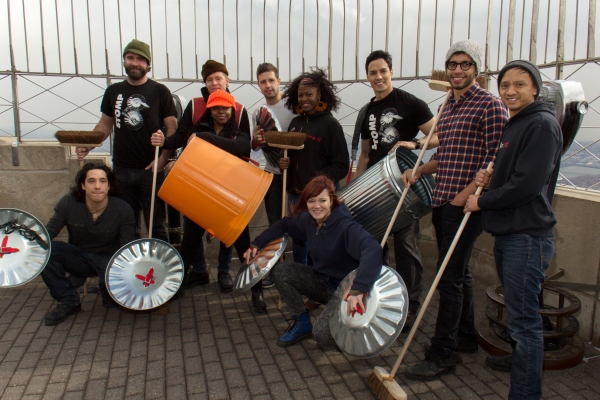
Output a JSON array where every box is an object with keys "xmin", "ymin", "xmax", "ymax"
[
  {"xmin": 477, "ymin": 100, "xmax": 562, "ymax": 237},
  {"xmin": 251, "ymin": 203, "xmax": 382, "ymax": 293}
]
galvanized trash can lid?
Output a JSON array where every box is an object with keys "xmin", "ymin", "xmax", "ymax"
[
  {"xmin": 0, "ymin": 209, "xmax": 51, "ymax": 288},
  {"xmin": 329, "ymin": 265, "xmax": 408, "ymax": 358},
  {"xmin": 106, "ymin": 238, "xmax": 184, "ymax": 310},
  {"xmin": 233, "ymin": 235, "xmax": 288, "ymax": 293}
]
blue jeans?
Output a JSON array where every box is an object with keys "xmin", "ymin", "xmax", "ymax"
[
  {"xmin": 494, "ymin": 234, "xmax": 553, "ymax": 400},
  {"xmin": 41, "ymin": 241, "xmax": 112, "ymax": 305},
  {"xmin": 430, "ymin": 203, "xmax": 482, "ymax": 358},
  {"xmin": 113, "ymin": 165, "xmax": 168, "ymax": 241}
]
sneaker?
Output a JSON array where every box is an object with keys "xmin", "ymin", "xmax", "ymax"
[
  {"xmin": 183, "ymin": 270, "xmax": 210, "ymax": 289},
  {"xmin": 261, "ymin": 275, "xmax": 275, "ymax": 289},
  {"xmin": 485, "ymin": 354, "xmax": 512, "ymax": 372},
  {"xmin": 406, "ymin": 350, "xmax": 461, "ymax": 381},
  {"xmin": 402, "ymin": 311, "xmax": 417, "ymax": 333},
  {"xmin": 44, "ymin": 303, "xmax": 81, "ymax": 326},
  {"xmin": 277, "ymin": 312, "xmax": 313, "ymax": 347},
  {"xmin": 218, "ymin": 272, "xmax": 233, "ymax": 293}
]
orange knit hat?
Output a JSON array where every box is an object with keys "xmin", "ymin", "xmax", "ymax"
[{"xmin": 206, "ymin": 90, "xmax": 235, "ymax": 108}]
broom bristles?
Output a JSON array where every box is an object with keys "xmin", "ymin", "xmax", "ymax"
[
  {"xmin": 55, "ymin": 130, "xmax": 105, "ymax": 145},
  {"xmin": 367, "ymin": 367, "xmax": 407, "ymax": 400},
  {"xmin": 264, "ymin": 131, "xmax": 307, "ymax": 147}
]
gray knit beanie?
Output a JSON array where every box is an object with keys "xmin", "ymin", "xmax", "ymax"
[
  {"xmin": 445, "ymin": 40, "xmax": 484, "ymax": 74},
  {"xmin": 497, "ymin": 60, "xmax": 543, "ymax": 99}
]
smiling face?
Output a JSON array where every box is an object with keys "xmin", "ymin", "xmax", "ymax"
[
  {"xmin": 446, "ymin": 53, "xmax": 477, "ymax": 97},
  {"xmin": 499, "ymin": 68, "xmax": 537, "ymax": 117},
  {"xmin": 367, "ymin": 58, "xmax": 394, "ymax": 100},
  {"xmin": 124, "ymin": 52, "xmax": 150, "ymax": 81},
  {"xmin": 258, "ymin": 71, "xmax": 281, "ymax": 101},
  {"xmin": 210, "ymin": 106, "xmax": 233, "ymax": 126},
  {"xmin": 297, "ymin": 85, "xmax": 320, "ymax": 114},
  {"xmin": 82, "ymin": 169, "xmax": 110, "ymax": 205},
  {"xmin": 307, "ymin": 189, "xmax": 332, "ymax": 222}
]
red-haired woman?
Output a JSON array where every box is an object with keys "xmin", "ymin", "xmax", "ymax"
[{"xmin": 244, "ymin": 176, "xmax": 382, "ymax": 348}]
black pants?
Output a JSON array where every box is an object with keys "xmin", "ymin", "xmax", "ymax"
[{"xmin": 430, "ymin": 203, "xmax": 482, "ymax": 357}]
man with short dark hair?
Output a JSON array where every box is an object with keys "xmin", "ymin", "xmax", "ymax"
[
  {"xmin": 403, "ymin": 40, "xmax": 509, "ymax": 380},
  {"xmin": 42, "ymin": 163, "xmax": 135, "ymax": 326},
  {"xmin": 353, "ymin": 50, "xmax": 436, "ymax": 331},
  {"xmin": 464, "ymin": 60, "xmax": 561, "ymax": 399},
  {"xmin": 252, "ymin": 63, "xmax": 295, "ymax": 226},
  {"xmin": 77, "ymin": 39, "xmax": 177, "ymax": 242}
]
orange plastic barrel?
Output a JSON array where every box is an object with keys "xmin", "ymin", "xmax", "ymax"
[{"xmin": 158, "ymin": 137, "xmax": 273, "ymax": 247}]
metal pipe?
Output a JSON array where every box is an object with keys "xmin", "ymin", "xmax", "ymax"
[
  {"xmin": 589, "ymin": 0, "xmax": 596, "ymax": 58},
  {"xmin": 497, "ymin": 0, "xmax": 504, "ymax": 70},
  {"xmin": 485, "ymin": 0, "xmax": 494, "ymax": 74},
  {"xmin": 328, "ymin": 0, "xmax": 333, "ymax": 79},
  {"xmin": 556, "ymin": 0, "xmax": 566, "ymax": 79},
  {"xmin": 23, "ymin": 0, "xmax": 30, "ymax": 72},
  {"xmin": 55, "ymin": 0, "xmax": 63, "ymax": 73},
  {"xmin": 39, "ymin": 0, "xmax": 47, "ymax": 74},
  {"xmin": 7, "ymin": 0, "xmax": 22, "ymax": 146},
  {"xmin": 86, "ymin": 0, "xmax": 93, "ymax": 74},
  {"xmin": 506, "ymin": 0, "xmax": 516, "ymax": 63},
  {"xmin": 179, "ymin": 0, "xmax": 184, "ymax": 78},
  {"xmin": 356, "ymin": 0, "xmax": 361, "ymax": 80},
  {"xmin": 416, "ymin": 0, "xmax": 422, "ymax": 76},
  {"xmin": 530, "ymin": 0, "xmax": 539, "ymax": 63},
  {"xmin": 71, "ymin": 0, "xmax": 78, "ymax": 74}
]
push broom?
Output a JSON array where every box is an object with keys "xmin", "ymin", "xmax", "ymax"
[
  {"xmin": 367, "ymin": 72, "xmax": 495, "ymax": 400},
  {"xmin": 55, "ymin": 131, "xmax": 105, "ymax": 168},
  {"xmin": 263, "ymin": 131, "xmax": 307, "ymax": 310}
]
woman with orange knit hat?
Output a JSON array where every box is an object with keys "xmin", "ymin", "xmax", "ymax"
[{"xmin": 151, "ymin": 90, "xmax": 266, "ymax": 313}]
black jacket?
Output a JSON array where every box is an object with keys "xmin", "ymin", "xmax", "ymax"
[
  {"xmin": 162, "ymin": 120, "xmax": 250, "ymax": 158},
  {"xmin": 252, "ymin": 203, "xmax": 382, "ymax": 293},
  {"xmin": 286, "ymin": 111, "xmax": 350, "ymax": 194},
  {"xmin": 478, "ymin": 100, "xmax": 562, "ymax": 237}
]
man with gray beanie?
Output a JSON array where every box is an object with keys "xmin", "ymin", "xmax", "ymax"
[
  {"xmin": 402, "ymin": 39, "xmax": 509, "ymax": 380},
  {"xmin": 464, "ymin": 60, "xmax": 561, "ymax": 399},
  {"xmin": 162, "ymin": 59, "xmax": 251, "ymax": 294},
  {"xmin": 77, "ymin": 39, "xmax": 177, "ymax": 241}
]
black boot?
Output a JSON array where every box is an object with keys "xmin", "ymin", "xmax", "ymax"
[
  {"xmin": 218, "ymin": 272, "xmax": 233, "ymax": 292},
  {"xmin": 251, "ymin": 283, "xmax": 266, "ymax": 313},
  {"xmin": 183, "ymin": 270, "xmax": 210, "ymax": 289}
]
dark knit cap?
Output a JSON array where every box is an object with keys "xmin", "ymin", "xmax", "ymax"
[
  {"xmin": 123, "ymin": 39, "xmax": 151, "ymax": 64},
  {"xmin": 497, "ymin": 60, "xmax": 543, "ymax": 99},
  {"xmin": 202, "ymin": 60, "xmax": 229, "ymax": 82}
]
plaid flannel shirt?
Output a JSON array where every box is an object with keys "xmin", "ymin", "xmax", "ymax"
[{"xmin": 430, "ymin": 83, "xmax": 509, "ymax": 208}]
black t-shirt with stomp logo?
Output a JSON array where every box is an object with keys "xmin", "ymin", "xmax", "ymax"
[
  {"xmin": 101, "ymin": 79, "xmax": 176, "ymax": 169},
  {"xmin": 360, "ymin": 88, "xmax": 433, "ymax": 168}
]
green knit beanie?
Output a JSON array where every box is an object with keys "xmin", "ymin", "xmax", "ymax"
[{"xmin": 123, "ymin": 39, "xmax": 151, "ymax": 64}]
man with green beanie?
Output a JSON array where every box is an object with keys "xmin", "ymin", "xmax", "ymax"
[{"xmin": 77, "ymin": 38, "xmax": 177, "ymax": 241}]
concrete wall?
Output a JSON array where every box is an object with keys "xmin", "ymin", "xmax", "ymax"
[
  {"xmin": 0, "ymin": 138, "xmax": 111, "ymax": 241},
  {"xmin": 3, "ymin": 139, "xmax": 600, "ymax": 345}
]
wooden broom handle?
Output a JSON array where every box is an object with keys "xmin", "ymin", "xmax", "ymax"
[
  {"xmin": 388, "ymin": 159, "xmax": 495, "ymax": 379},
  {"xmin": 281, "ymin": 148, "xmax": 288, "ymax": 218},
  {"xmin": 148, "ymin": 146, "xmax": 160, "ymax": 240}
]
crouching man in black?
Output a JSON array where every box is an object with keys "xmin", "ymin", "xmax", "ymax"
[{"xmin": 42, "ymin": 163, "xmax": 135, "ymax": 325}]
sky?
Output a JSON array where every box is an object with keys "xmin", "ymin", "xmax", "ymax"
[{"xmin": 0, "ymin": 0, "xmax": 598, "ymax": 147}]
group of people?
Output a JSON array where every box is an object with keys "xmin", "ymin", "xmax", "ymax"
[{"xmin": 38, "ymin": 37, "xmax": 561, "ymax": 399}]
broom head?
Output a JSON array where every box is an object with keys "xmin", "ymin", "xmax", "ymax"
[
  {"xmin": 55, "ymin": 130, "xmax": 105, "ymax": 145},
  {"xmin": 367, "ymin": 366, "xmax": 407, "ymax": 400},
  {"xmin": 264, "ymin": 131, "xmax": 307, "ymax": 150}
]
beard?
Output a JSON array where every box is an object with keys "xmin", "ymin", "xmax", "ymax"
[{"xmin": 125, "ymin": 65, "xmax": 149, "ymax": 80}]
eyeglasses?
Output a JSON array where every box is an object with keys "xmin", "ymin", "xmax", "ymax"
[{"xmin": 446, "ymin": 61, "xmax": 475, "ymax": 71}]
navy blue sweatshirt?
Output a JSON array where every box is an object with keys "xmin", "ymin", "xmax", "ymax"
[
  {"xmin": 251, "ymin": 203, "xmax": 382, "ymax": 293},
  {"xmin": 478, "ymin": 100, "xmax": 562, "ymax": 237}
]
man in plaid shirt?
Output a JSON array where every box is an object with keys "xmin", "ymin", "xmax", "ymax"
[{"xmin": 402, "ymin": 40, "xmax": 509, "ymax": 380}]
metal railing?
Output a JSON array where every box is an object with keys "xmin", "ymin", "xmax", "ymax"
[{"xmin": 1, "ymin": 0, "xmax": 599, "ymax": 190}]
